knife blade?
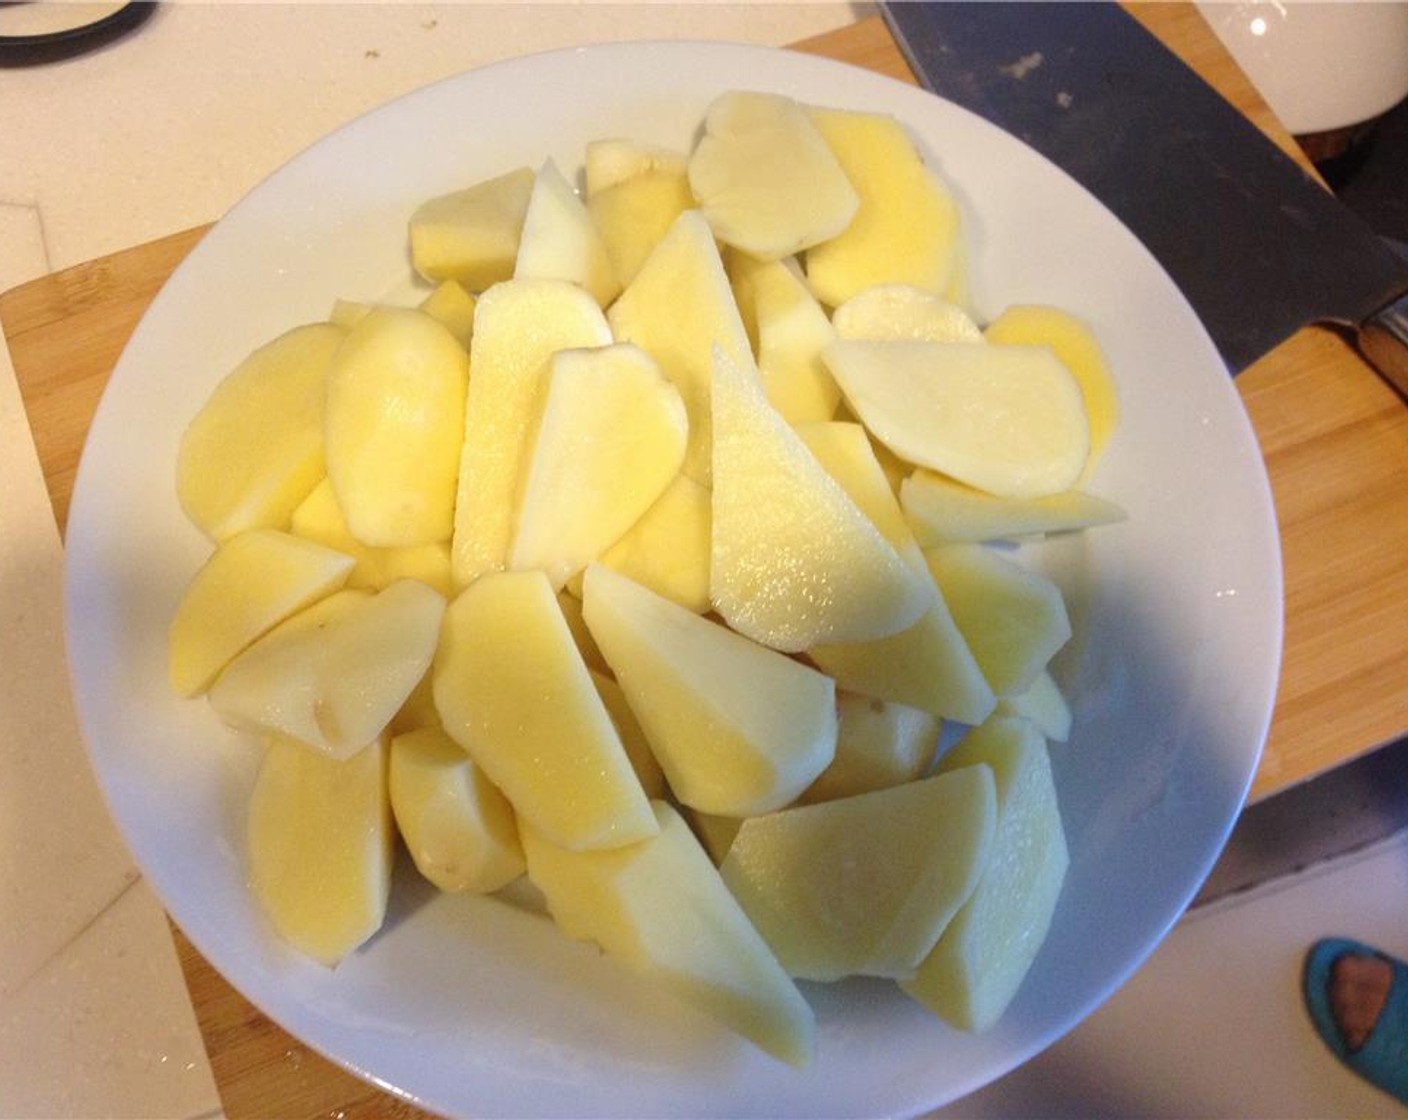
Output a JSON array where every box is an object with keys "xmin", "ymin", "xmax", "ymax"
[
  {"xmin": 1191, "ymin": 732, "xmax": 1408, "ymax": 907},
  {"xmin": 881, "ymin": 1, "xmax": 1408, "ymax": 390}
]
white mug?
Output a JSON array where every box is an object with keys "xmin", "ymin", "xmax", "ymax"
[{"xmin": 1198, "ymin": 1, "xmax": 1408, "ymax": 136}]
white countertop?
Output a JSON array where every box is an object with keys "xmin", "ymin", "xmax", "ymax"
[{"xmin": 2, "ymin": 4, "xmax": 1406, "ymax": 1118}]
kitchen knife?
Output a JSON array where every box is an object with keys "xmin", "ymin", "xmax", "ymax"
[
  {"xmin": 881, "ymin": 1, "xmax": 1408, "ymax": 391},
  {"xmin": 1192, "ymin": 731, "xmax": 1408, "ymax": 908}
]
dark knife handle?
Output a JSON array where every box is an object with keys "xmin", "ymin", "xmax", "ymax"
[{"xmin": 1358, "ymin": 293, "xmax": 1408, "ymax": 400}]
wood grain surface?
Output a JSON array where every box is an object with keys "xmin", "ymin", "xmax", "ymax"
[{"xmin": 4, "ymin": 7, "xmax": 1408, "ymax": 1117}]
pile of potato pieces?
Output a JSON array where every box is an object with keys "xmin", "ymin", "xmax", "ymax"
[{"xmin": 168, "ymin": 89, "xmax": 1126, "ymax": 1068}]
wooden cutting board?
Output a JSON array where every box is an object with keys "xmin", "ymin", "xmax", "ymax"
[{"xmin": 4, "ymin": 8, "xmax": 1408, "ymax": 1117}]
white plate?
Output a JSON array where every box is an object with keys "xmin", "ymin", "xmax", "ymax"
[{"xmin": 64, "ymin": 41, "xmax": 1282, "ymax": 1118}]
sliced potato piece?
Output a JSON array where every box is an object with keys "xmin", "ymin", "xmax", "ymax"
[
  {"xmin": 168, "ymin": 528, "xmax": 353, "ymax": 697},
  {"xmin": 720, "ymin": 765, "xmax": 997, "ymax": 981},
  {"xmin": 710, "ymin": 347, "xmax": 928, "ymax": 652},
  {"xmin": 902, "ymin": 715, "xmax": 1069, "ymax": 1032},
  {"xmin": 809, "ymin": 601, "xmax": 997, "ymax": 726},
  {"xmin": 900, "ymin": 470, "xmax": 1127, "ymax": 545},
  {"xmin": 176, "ymin": 322, "xmax": 343, "ymax": 541},
  {"xmin": 688, "ymin": 91, "xmax": 859, "ymax": 260},
  {"xmin": 521, "ymin": 801, "xmax": 815, "ymax": 1067},
  {"xmin": 409, "ymin": 166, "xmax": 536, "ymax": 292},
  {"xmin": 325, "ymin": 307, "xmax": 468, "ymax": 548},
  {"xmin": 607, "ymin": 209, "xmax": 753, "ymax": 484},
  {"xmin": 248, "ymin": 734, "xmax": 393, "ymax": 967},
  {"xmin": 581, "ymin": 564, "xmax": 836, "ymax": 817},
  {"xmin": 925, "ymin": 544, "xmax": 1072, "ymax": 698},
  {"xmin": 432, "ymin": 570, "xmax": 657, "ymax": 851},
  {"xmin": 208, "ymin": 580, "xmax": 446, "ymax": 759},
  {"xmin": 514, "ymin": 158, "xmax": 621, "ymax": 307},
  {"xmin": 823, "ymin": 339, "xmax": 1090, "ymax": 499},
  {"xmin": 509, "ymin": 343, "xmax": 687, "ymax": 590},
  {"xmin": 804, "ymin": 107, "xmax": 961, "ymax": 307},
  {"xmin": 389, "ymin": 726, "xmax": 525, "ymax": 894}
]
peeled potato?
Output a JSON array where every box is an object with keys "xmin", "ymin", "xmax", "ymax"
[
  {"xmin": 389, "ymin": 726, "xmax": 525, "ymax": 894},
  {"xmin": 514, "ymin": 158, "xmax": 621, "ymax": 307},
  {"xmin": 582, "ymin": 563, "xmax": 837, "ymax": 818},
  {"xmin": 509, "ymin": 343, "xmax": 687, "ymax": 591},
  {"xmin": 521, "ymin": 801, "xmax": 816, "ymax": 1067},
  {"xmin": 823, "ymin": 339, "xmax": 1090, "ymax": 500},
  {"xmin": 901, "ymin": 715, "xmax": 1069, "ymax": 1032},
  {"xmin": 432, "ymin": 569, "xmax": 658, "ymax": 852},
  {"xmin": 208, "ymin": 580, "xmax": 446, "ymax": 759},
  {"xmin": 176, "ymin": 322, "xmax": 343, "ymax": 542},
  {"xmin": 168, "ymin": 529, "xmax": 353, "ymax": 698},
  {"xmin": 247, "ymin": 734, "xmax": 394, "ymax": 967},
  {"xmin": 688, "ymin": 90, "xmax": 859, "ymax": 260},
  {"xmin": 409, "ymin": 165, "xmax": 536, "ymax": 292},
  {"xmin": 900, "ymin": 471, "xmax": 1126, "ymax": 546},
  {"xmin": 710, "ymin": 346, "xmax": 929, "ymax": 652},
  {"xmin": 720, "ymin": 765, "xmax": 997, "ymax": 981},
  {"xmin": 804, "ymin": 107, "xmax": 962, "ymax": 307},
  {"xmin": 324, "ymin": 307, "xmax": 468, "ymax": 548}
]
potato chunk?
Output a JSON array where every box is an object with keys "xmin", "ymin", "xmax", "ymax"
[
  {"xmin": 582, "ymin": 564, "xmax": 836, "ymax": 817},
  {"xmin": 509, "ymin": 343, "xmax": 687, "ymax": 590},
  {"xmin": 432, "ymin": 570, "xmax": 657, "ymax": 851},
  {"xmin": 176, "ymin": 322, "xmax": 343, "ymax": 541},
  {"xmin": 514, "ymin": 159, "xmax": 620, "ymax": 307},
  {"xmin": 409, "ymin": 166, "xmax": 535, "ymax": 292},
  {"xmin": 710, "ymin": 347, "xmax": 928, "ymax": 651},
  {"xmin": 389, "ymin": 726, "xmax": 525, "ymax": 893},
  {"xmin": 167, "ymin": 529, "xmax": 353, "ymax": 697},
  {"xmin": 247, "ymin": 734, "xmax": 393, "ymax": 967},
  {"xmin": 607, "ymin": 209, "xmax": 753, "ymax": 484},
  {"xmin": 901, "ymin": 715, "xmax": 1069, "ymax": 1032},
  {"xmin": 720, "ymin": 765, "xmax": 997, "ymax": 980},
  {"xmin": 925, "ymin": 544, "xmax": 1072, "ymax": 698},
  {"xmin": 521, "ymin": 801, "xmax": 815, "ymax": 1067},
  {"xmin": 208, "ymin": 580, "xmax": 445, "ymax": 759},
  {"xmin": 324, "ymin": 307, "xmax": 468, "ymax": 547},
  {"xmin": 688, "ymin": 91, "xmax": 859, "ymax": 260},
  {"xmin": 823, "ymin": 339, "xmax": 1090, "ymax": 499},
  {"xmin": 804, "ymin": 107, "xmax": 961, "ymax": 307},
  {"xmin": 900, "ymin": 471, "xmax": 1127, "ymax": 545}
]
